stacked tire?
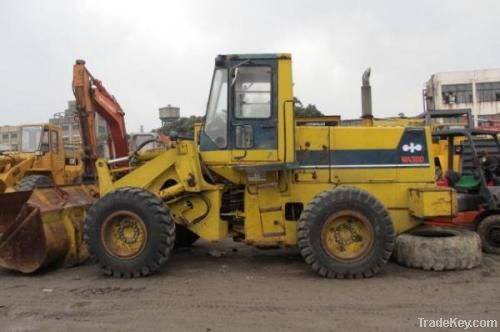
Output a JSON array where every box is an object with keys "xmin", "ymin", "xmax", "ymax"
[{"xmin": 394, "ymin": 227, "xmax": 481, "ymax": 271}]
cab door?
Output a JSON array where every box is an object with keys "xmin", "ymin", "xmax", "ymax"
[{"xmin": 229, "ymin": 62, "xmax": 278, "ymax": 162}]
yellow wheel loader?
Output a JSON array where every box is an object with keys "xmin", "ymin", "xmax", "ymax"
[
  {"xmin": 0, "ymin": 123, "xmax": 82, "ymax": 193},
  {"xmin": 83, "ymin": 53, "xmax": 458, "ymax": 279},
  {"xmin": 0, "ymin": 123, "xmax": 92, "ymax": 273}
]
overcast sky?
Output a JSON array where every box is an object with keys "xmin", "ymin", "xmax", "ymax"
[{"xmin": 1, "ymin": 0, "xmax": 499, "ymax": 132}]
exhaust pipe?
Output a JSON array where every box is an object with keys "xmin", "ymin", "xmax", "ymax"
[{"xmin": 361, "ymin": 68, "xmax": 373, "ymax": 126}]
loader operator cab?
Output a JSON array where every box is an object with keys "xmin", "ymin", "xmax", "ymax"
[
  {"xmin": 199, "ymin": 54, "xmax": 295, "ymax": 167},
  {"xmin": 19, "ymin": 124, "xmax": 65, "ymax": 174},
  {"xmin": 20, "ymin": 125, "xmax": 61, "ymax": 155}
]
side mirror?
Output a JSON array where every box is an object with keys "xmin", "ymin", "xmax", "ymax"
[{"xmin": 235, "ymin": 125, "xmax": 254, "ymax": 149}]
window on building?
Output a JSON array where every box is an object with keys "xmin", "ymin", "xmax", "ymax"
[
  {"xmin": 62, "ymin": 125, "xmax": 69, "ymax": 131},
  {"xmin": 73, "ymin": 124, "xmax": 79, "ymax": 130},
  {"xmin": 2, "ymin": 134, "xmax": 8, "ymax": 140},
  {"xmin": 10, "ymin": 133, "xmax": 17, "ymax": 139},
  {"xmin": 441, "ymin": 84, "xmax": 473, "ymax": 104},
  {"xmin": 476, "ymin": 82, "xmax": 500, "ymax": 102}
]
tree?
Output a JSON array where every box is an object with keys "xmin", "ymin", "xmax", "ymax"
[
  {"xmin": 293, "ymin": 97, "xmax": 323, "ymax": 117},
  {"xmin": 157, "ymin": 115, "xmax": 203, "ymax": 138}
]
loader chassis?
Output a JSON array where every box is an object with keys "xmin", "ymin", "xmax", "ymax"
[
  {"xmin": 87, "ymin": 54, "xmax": 457, "ymax": 278},
  {"xmin": 96, "ymin": 126, "xmax": 439, "ymax": 244}
]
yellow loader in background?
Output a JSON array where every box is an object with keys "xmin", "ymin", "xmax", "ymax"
[{"xmin": 0, "ymin": 123, "xmax": 83, "ymax": 193}]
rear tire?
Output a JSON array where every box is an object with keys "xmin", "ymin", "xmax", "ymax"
[
  {"xmin": 16, "ymin": 175, "xmax": 53, "ymax": 191},
  {"xmin": 394, "ymin": 227, "xmax": 481, "ymax": 270},
  {"xmin": 477, "ymin": 215, "xmax": 500, "ymax": 254},
  {"xmin": 297, "ymin": 186, "xmax": 394, "ymax": 278},
  {"xmin": 84, "ymin": 187, "xmax": 176, "ymax": 278}
]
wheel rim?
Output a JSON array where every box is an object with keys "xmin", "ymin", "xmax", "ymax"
[
  {"xmin": 101, "ymin": 211, "xmax": 148, "ymax": 259},
  {"xmin": 321, "ymin": 210, "xmax": 374, "ymax": 261}
]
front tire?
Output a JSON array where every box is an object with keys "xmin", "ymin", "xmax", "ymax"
[
  {"xmin": 298, "ymin": 186, "xmax": 394, "ymax": 278},
  {"xmin": 84, "ymin": 187, "xmax": 176, "ymax": 278}
]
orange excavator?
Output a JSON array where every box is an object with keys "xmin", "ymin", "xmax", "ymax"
[
  {"xmin": 0, "ymin": 61, "xmax": 131, "ymax": 273},
  {"xmin": 72, "ymin": 60, "xmax": 129, "ymax": 180}
]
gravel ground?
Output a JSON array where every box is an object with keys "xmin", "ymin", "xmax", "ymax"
[{"xmin": 1, "ymin": 240, "xmax": 499, "ymax": 332}]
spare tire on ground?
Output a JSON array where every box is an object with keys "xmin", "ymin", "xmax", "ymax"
[{"xmin": 394, "ymin": 227, "xmax": 481, "ymax": 271}]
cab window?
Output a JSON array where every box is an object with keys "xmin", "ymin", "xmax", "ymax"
[
  {"xmin": 40, "ymin": 129, "xmax": 50, "ymax": 153},
  {"xmin": 233, "ymin": 66, "xmax": 271, "ymax": 119},
  {"xmin": 204, "ymin": 69, "xmax": 228, "ymax": 148},
  {"xmin": 20, "ymin": 126, "xmax": 43, "ymax": 153},
  {"xmin": 51, "ymin": 130, "xmax": 59, "ymax": 153}
]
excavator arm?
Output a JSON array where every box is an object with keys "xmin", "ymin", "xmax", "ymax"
[{"xmin": 72, "ymin": 60, "xmax": 129, "ymax": 180}]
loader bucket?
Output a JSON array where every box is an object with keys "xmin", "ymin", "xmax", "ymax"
[{"xmin": 0, "ymin": 185, "xmax": 96, "ymax": 273}]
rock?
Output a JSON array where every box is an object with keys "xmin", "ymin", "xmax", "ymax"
[{"xmin": 208, "ymin": 250, "xmax": 226, "ymax": 258}]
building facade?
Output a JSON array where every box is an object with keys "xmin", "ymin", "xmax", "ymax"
[
  {"xmin": 0, "ymin": 125, "xmax": 19, "ymax": 150},
  {"xmin": 49, "ymin": 101, "xmax": 82, "ymax": 146},
  {"xmin": 424, "ymin": 68, "xmax": 500, "ymax": 125},
  {"xmin": 1, "ymin": 101, "xmax": 109, "ymax": 153},
  {"xmin": 49, "ymin": 100, "xmax": 109, "ymax": 156}
]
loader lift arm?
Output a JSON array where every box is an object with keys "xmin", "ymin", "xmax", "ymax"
[{"xmin": 72, "ymin": 60, "xmax": 129, "ymax": 180}]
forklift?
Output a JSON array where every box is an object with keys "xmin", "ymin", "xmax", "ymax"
[{"xmin": 430, "ymin": 127, "xmax": 500, "ymax": 253}]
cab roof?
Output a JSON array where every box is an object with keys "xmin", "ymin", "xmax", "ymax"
[
  {"xmin": 220, "ymin": 53, "xmax": 291, "ymax": 60},
  {"xmin": 215, "ymin": 53, "xmax": 291, "ymax": 66}
]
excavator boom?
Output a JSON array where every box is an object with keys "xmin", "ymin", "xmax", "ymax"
[{"xmin": 72, "ymin": 60, "xmax": 128, "ymax": 180}]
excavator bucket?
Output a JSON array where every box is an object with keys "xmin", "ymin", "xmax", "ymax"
[{"xmin": 0, "ymin": 185, "xmax": 96, "ymax": 273}]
